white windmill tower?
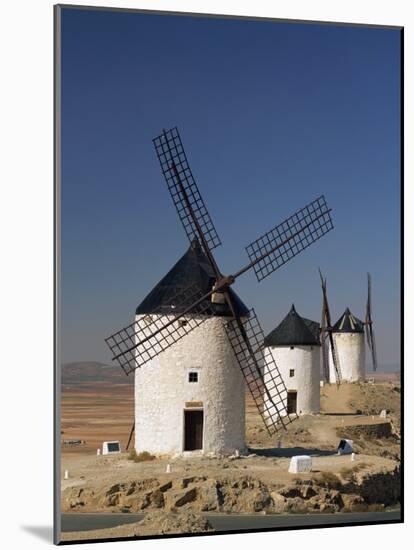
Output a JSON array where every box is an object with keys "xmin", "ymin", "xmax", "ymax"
[
  {"xmin": 264, "ymin": 305, "xmax": 321, "ymax": 416},
  {"xmin": 132, "ymin": 239, "xmax": 249, "ymax": 456},
  {"xmin": 328, "ymin": 307, "xmax": 366, "ymax": 382},
  {"xmin": 105, "ymin": 127, "xmax": 334, "ymax": 455}
]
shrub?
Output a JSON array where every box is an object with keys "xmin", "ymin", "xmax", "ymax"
[
  {"xmin": 339, "ymin": 462, "xmax": 369, "ymax": 481},
  {"xmin": 317, "ymin": 472, "xmax": 341, "ymax": 488},
  {"xmin": 128, "ymin": 449, "xmax": 156, "ymax": 462}
]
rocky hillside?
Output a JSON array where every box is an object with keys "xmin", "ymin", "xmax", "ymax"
[{"xmin": 63, "ymin": 461, "xmax": 400, "ymax": 516}]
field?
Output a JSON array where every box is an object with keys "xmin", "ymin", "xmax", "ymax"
[
  {"xmin": 60, "ymin": 370, "xmax": 399, "ymax": 457},
  {"xmin": 61, "ymin": 382, "xmax": 134, "ymax": 455}
]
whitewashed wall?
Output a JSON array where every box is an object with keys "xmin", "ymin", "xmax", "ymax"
[
  {"xmin": 264, "ymin": 345, "xmax": 320, "ymax": 416},
  {"xmin": 328, "ymin": 332, "xmax": 366, "ymax": 383},
  {"xmin": 134, "ymin": 314, "xmax": 246, "ymax": 456}
]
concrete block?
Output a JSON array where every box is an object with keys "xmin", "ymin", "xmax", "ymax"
[{"xmin": 288, "ymin": 455, "xmax": 312, "ymax": 473}]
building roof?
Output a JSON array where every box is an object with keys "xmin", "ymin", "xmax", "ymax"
[
  {"xmin": 302, "ymin": 317, "xmax": 321, "ymax": 342},
  {"xmin": 332, "ymin": 307, "xmax": 365, "ymax": 333},
  {"xmin": 264, "ymin": 304, "xmax": 320, "ymax": 347},
  {"xmin": 135, "ymin": 239, "xmax": 249, "ymax": 317}
]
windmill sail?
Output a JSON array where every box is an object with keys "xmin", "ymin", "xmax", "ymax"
[
  {"xmin": 319, "ymin": 270, "xmax": 342, "ymax": 385},
  {"xmin": 225, "ymin": 309, "xmax": 297, "ymax": 434},
  {"xmin": 153, "ymin": 127, "xmax": 222, "ymax": 252},
  {"xmin": 105, "ymin": 281, "xmax": 216, "ymax": 374},
  {"xmin": 320, "ymin": 297, "xmax": 330, "ymax": 381},
  {"xmin": 365, "ymin": 272, "xmax": 378, "ymax": 371},
  {"xmin": 245, "ymin": 196, "xmax": 333, "ymax": 282},
  {"xmin": 328, "ymin": 328, "xmax": 342, "ymax": 385}
]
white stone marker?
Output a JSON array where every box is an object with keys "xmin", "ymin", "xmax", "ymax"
[
  {"xmin": 64, "ymin": 470, "xmax": 69, "ymax": 480},
  {"xmin": 380, "ymin": 409, "xmax": 388, "ymax": 419},
  {"xmin": 166, "ymin": 464, "xmax": 171, "ymax": 473},
  {"xmin": 351, "ymin": 453, "xmax": 355, "ymax": 461},
  {"xmin": 288, "ymin": 455, "xmax": 312, "ymax": 474},
  {"xmin": 97, "ymin": 448, "xmax": 101, "ymax": 456}
]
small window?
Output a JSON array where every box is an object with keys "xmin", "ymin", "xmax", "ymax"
[
  {"xmin": 289, "ymin": 369, "xmax": 295, "ymax": 377},
  {"xmin": 189, "ymin": 372, "xmax": 198, "ymax": 383},
  {"xmin": 178, "ymin": 319, "xmax": 188, "ymax": 328}
]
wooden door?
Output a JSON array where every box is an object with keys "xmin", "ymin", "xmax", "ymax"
[
  {"xmin": 184, "ymin": 410, "xmax": 203, "ymax": 451},
  {"xmin": 287, "ymin": 391, "xmax": 297, "ymax": 414}
]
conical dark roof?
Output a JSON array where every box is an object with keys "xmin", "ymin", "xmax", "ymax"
[
  {"xmin": 136, "ymin": 239, "xmax": 249, "ymax": 317},
  {"xmin": 332, "ymin": 307, "xmax": 364, "ymax": 333},
  {"xmin": 302, "ymin": 317, "xmax": 321, "ymax": 342},
  {"xmin": 264, "ymin": 304, "xmax": 320, "ymax": 347}
]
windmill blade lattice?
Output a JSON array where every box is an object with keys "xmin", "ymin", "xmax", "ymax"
[
  {"xmin": 365, "ymin": 272, "xmax": 378, "ymax": 371},
  {"xmin": 368, "ymin": 326, "xmax": 378, "ymax": 372},
  {"xmin": 319, "ymin": 270, "xmax": 342, "ymax": 385},
  {"xmin": 246, "ymin": 196, "xmax": 333, "ymax": 282},
  {"xmin": 153, "ymin": 127, "xmax": 222, "ymax": 252},
  {"xmin": 321, "ymin": 335, "xmax": 330, "ymax": 382},
  {"xmin": 320, "ymin": 300, "xmax": 330, "ymax": 382},
  {"xmin": 105, "ymin": 282, "xmax": 216, "ymax": 374},
  {"xmin": 225, "ymin": 309, "xmax": 298, "ymax": 434},
  {"xmin": 365, "ymin": 318, "xmax": 372, "ymax": 350},
  {"xmin": 328, "ymin": 330, "xmax": 342, "ymax": 385}
]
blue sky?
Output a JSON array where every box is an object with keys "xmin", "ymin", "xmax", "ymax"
[{"xmin": 60, "ymin": 8, "xmax": 401, "ymax": 370}]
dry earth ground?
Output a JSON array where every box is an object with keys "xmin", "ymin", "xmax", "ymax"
[{"xmin": 60, "ymin": 376, "xmax": 400, "ymax": 542}]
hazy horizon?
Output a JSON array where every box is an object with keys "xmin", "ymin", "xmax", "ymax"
[
  {"xmin": 60, "ymin": 8, "xmax": 401, "ymax": 370},
  {"xmin": 61, "ymin": 359, "xmax": 401, "ymax": 374}
]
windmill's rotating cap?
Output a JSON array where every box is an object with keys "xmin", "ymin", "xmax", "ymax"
[
  {"xmin": 264, "ymin": 304, "xmax": 320, "ymax": 347},
  {"xmin": 135, "ymin": 240, "xmax": 249, "ymax": 317},
  {"xmin": 332, "ymin": 308, "xmax": 364, "ymax": 333}
]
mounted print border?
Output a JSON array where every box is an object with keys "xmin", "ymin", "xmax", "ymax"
[{"xmin": 54, "ymin": 4, "xmax": 403, "ymax": 545}]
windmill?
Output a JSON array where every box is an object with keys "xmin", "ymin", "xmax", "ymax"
[
  {"xmin": 365, "ymin": 272, "xmax": 378, "ymax": 372},
  {"xmin": 319, "ymin": 269, "xmax": 342, "ymax": 385},
  {"xmin": 105, "ymin": 127, "xmax": 334, "ymax": 436},
  {"xmin": 320, "ymin": 271, "xmax": 378, "ymax": 384}
]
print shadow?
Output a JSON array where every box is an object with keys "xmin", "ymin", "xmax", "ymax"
[{"xmin": 21, "ymin": 525, "xmax": 53, "ymax": 543}]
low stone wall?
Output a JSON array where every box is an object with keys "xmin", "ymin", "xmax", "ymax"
[
  {"xmin": 349, "ymin": 467, "xmax": 401, "ymax": 506},
  {"xmin": 337, "ymin": 422, "xmax": 393, "ymax": 440}
]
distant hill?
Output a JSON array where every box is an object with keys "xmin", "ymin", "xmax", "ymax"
[{"xmin": 61, "ymin": 361, "xmax": 133, "ymax": 385}]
